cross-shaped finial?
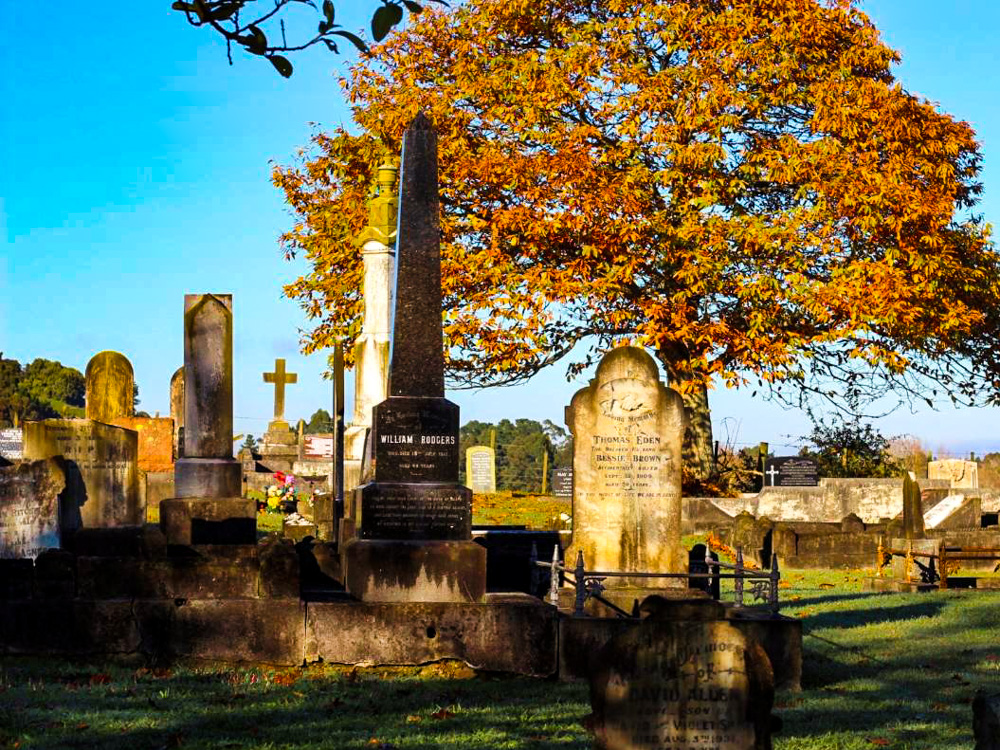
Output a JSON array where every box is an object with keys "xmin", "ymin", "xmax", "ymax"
[{"xmin": 263, "ymin": 358, "xmax": 297, "ymax": 420}]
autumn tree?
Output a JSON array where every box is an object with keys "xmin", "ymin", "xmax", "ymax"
[{"xmin": 274, "ymin": 0, "xmax": 1000, "ymax": 481}]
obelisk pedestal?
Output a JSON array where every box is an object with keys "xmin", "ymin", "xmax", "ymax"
[
  {"xmin": 161, "ymin": 294, "xmax": 256, "ymax": 545},
  {"xmin": 342, "ymin": 114, "xmax": 486, "ymax": 603}
]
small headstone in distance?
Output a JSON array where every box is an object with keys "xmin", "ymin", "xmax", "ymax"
[
  {"xmin": 552, "ymin": 466, "xmax": 573, "ymax": 498},
  {"xmin": 763, "ymin": 457, "xmax": 818, "ymax": 487},
  {"xmin": 588, "ymin": 618, "xmax": 775, "ymax": 750}
]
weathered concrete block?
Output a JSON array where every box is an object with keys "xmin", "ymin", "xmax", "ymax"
[
  {"xmin": 258, "ymin": 537, "xmax": 300, "ymax": 598},
  {"xmin": 33, "ymin": 548, "xmax": 76, "ymax": 599},
  {"xmin": 0, "ymin": 559, "xmax": 34, "ymax": 599},
  {"xmin": 343, "ymin": 539, "xmax": 486, "ymax": 603},
  {"xmin": 66, "ymin": 525, "xmax": 167, "ymax": 558},
  {"xmin": 160, "ymin": 497, "xmax": 256, "ymax": 545},
  {"xmin": 75, "ymin": 557, "xmax": 259, "ymax": 599},
  {"xmin": 0, "ymin": 600, "xmax": 140, "ymax": 655},
  {"xmin": 305, "ymin": 599, "xmax": 557, "ymax": 676},
  {"xmin": 170, "ymin": 599, "xmax": 305, "ymax": 665}
]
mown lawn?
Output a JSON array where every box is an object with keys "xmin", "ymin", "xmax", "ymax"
[{"xmin": 3, "ymin": 571, "xmax": 999, "ymax": 749}]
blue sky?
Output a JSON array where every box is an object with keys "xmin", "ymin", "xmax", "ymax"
[{"xmin": 2, "ymin": 1, "xmax": 999, "ymax": 458}]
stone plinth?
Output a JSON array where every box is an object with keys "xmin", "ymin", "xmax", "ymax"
[
  {"xmin": 174, "ymin": 458, "xmax": 242, "ymax": 498},
  {"xmin": 23, "ymin": 419, "xmax": 140, "ymax": 529},
  {"xmin": 343, "ymin": 539, "xmax": 486, "ymax": 603},
  {"xmin": 356, "ymin": 482, "xmax": 471, "ymax": 540},
  {"xmin": 566, "ymin": 347, "xmax": 687, "ymax": 583},
  {"xmin": 159, "ymin": 498, "xmax": 257, "ymax": 545}
]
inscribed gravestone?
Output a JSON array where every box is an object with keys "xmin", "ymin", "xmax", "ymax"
[
  {"xmin": 552, "ymin": 466, "xmax": 573, "ymax": 498},
  {"xmin": 108, "ymin": 416, "xmax": 174, "ymax": 472},
  {"xmin": 0, "ymin": 428, "xmax": 23, "ymax": 460},
  {"xmin": 304, "ymin": 435, "xmax": 334, "ymax": 460},
  {"xmin": 465, "ymin": 446, "xmax": 496, "ymax": 493},
  {"xmin": 170, "ymin": 366, "xmax": 184, "ymax": 458},
  {"xmin": 85, "ymin": 351, "xmax": 135, "ymax": 423},
  {"xmin": 22, "ymin": 419, "xmax": 140, "ymax": 529},
  {"xmin": 0, "ymin": 458, "xmax": 66, "ymax": 558},
  {"xmin": 763, "ymin": 457, "xmax": 818, "ymax": 487},
  {"xmin": 566, "ymin": 346, "xmax": 687, "ymax": 578},
  {"xmin": 589, "ymin": 619, "xmax": 774, "ymax": 750}
]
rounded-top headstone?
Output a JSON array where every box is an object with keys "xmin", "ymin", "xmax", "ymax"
[
  {"xmin": 85, "ymin": 351, "xmax": 135, "ymax": 423},
  {"xmin": 566, "ymin": 345, "xmax": 687, "ymax": 579},
  {"xmin": 588, "ymin": 618, "xmax": 775, "ymax": 750}
]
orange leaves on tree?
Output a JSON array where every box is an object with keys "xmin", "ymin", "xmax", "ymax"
[{"xmin": 275, "ymin": 0, "xmax": 1000, "ymax": 412}]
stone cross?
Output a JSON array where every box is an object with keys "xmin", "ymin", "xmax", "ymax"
[
  {"xmin": 388, "ymin": 112, "xmax": 444, "ymax": 398},
  {"xmin": 766, "ymin": 465, "xmax": 780, "ymax": 486},
  {"xmin": 263, "ymin": 359, "xmax": 297, "ymax": 421}
]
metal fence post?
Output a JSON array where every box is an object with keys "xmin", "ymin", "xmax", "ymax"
[
  {"xmin": 705, "ymin": 546, "xmax": 713, "ymax": 599},
  {"xmin": 549, "ymin": 544, "xmax": 560, "ymax": 607},
  {"xmin": 574, "ymin": 550, "xmax": 586, "ymax": 617},
  {"xmin": 769, "ymin": 553, "xmax": 780, "ymax": 616},
  {"xmin": 734, "ymin": 547, "xmax": 744, "ymax": 607}
]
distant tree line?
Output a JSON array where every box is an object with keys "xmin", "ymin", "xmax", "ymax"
[{"xmin": 0, "ymin": 357, "xmax": 85, "ymax": 427}]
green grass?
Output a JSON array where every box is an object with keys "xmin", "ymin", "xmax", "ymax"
[
  {"xmin": 3, "ymin": 571, "xmax": 999, "ymax": 748},
  {"xmin": 472, "ymin": 492, "xmax": 571, "ymax": 530}
]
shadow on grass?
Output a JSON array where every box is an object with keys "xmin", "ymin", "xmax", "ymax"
[
  {"xmin": 0, "ymin": 664, "xmax": 592, "ymax": 750},
  {"xmin": 801, "ymin": 598, "xmax": 947, "ymax": 632},
  {"xmin": 784, "ymin": 591, "xmax": 886, "ymax": 608}
]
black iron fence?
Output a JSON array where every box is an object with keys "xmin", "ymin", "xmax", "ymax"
[{"xmin": 532, "ymin": 546, "xmax": 782, "ymax": 618}]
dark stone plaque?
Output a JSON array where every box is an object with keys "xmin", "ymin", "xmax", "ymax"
[
  {"xmin": 372, "ymin": 397, "xmax": 459, "ymax": 483},
  {"xmin": 552, "ymin": 466, "xmax": 573, "ymax": 498},
  {"xmin": 763, "ymin": 456, "xmax": 819, "ymax": 487},
  {"xmin": 357, "ymin": 482, "xmax": 471, "ymax": 540}
]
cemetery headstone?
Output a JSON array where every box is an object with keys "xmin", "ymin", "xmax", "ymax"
[
  {"xmin": 257, "ymin": 359, "xmax": 299, "ymax": 473},
  {"xmin": 342, "ymin": 113, "xmax": 486, "ymax": 603},
  {"xmin": 763, "ymin": 457, "xmax": 819, "ymax": 487},
  {"xmin": 108, "ymin": 416, "xmax": 175, "ymax": 473},
  {"xmin": 902, "ymin": 470, "xmax": 925, "ymax": 540},
  {"xmin": 588, "ymin": 618, "xmax": 775, "ymax": 750},
  {"xmin": 0, "ymin": 458, "xmax": 66, "ymax": 558},
  {"xmin": 170, "ymin": 366, "xmax": 184, "ymax": 458},
  {"xmin": 928, "ymin": 458, "xmax": 979, "ymax": 488},
  {"xmin": 0, "ymin": 428, "xmax": 24, "ymax": 461},
  {"xmin": 566, "ymin": 346, "xmax": 687, "ymax": 580},
  {"xmin": 465, "ymin": 445, "xmax": 497, "ymax": 494},
  {"xmin": 85, "ymin": 350, "xmax": 135, "ymax": 423},
  {"xmin": 161, "ymin": 294, "xmax": 255, "ymax": 544},
  {"xmin": 552, "ymin": 466, "xmax": 573, "ymax": 498},
  {"xmin": 22, "ymin": 419, "xmax": 140, "ymax": 529}
]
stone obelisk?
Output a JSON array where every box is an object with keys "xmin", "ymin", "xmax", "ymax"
[
  {"xmin": 160, "ymin": 294, "xmax": 256, "ymax": 545},
  {"xmin": 341, "ymin": 114, "xmax": 486, "ymax": 603}
]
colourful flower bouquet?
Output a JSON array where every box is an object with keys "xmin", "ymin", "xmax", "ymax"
[{"xmin": 259, "ymin": 471, "xmax": 298, "ymax": 515}]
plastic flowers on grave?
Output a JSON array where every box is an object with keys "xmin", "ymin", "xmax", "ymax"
[{"xmin": 259, "ymin": 473, "xmax": 298, "ymax": 515}]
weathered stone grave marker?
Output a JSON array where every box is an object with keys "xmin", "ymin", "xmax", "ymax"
[
  {"xmin": 170, "ymin": 365, "xmax": 184, "ymax": 458},
  {"xmin": 85, "ymin": 350, "xmax": 135, "ymax": 422},
  {"xmin": 0, "ymin": 428, "xmax": 24, "ymax": 461},
  {"xmin": 566, "ymin": 346, "xmax": 687, "ymax": 580},
  {"xmin": 589, "ymin": 617, "xmax": 775, "ymax": 750},
  {"xmin": 23, "ymin": 419, "xmax": 140, "ymax": 529},
  {"xmin": 465, "ymin": 445, "xmax": 497, "ymax": 493},
  {"xmin": 0, "ymin": 458, "xmax": 66, "ymax": 558},
  {"xmin": 342, "ymin": 113, "xmax": 485, "ymax": 603},
  {"xmin": 161, "ymin": 294, "xmax": 255, "ymax": 544}
]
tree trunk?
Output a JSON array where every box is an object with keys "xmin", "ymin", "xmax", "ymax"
[{"xmin": 657, "ymin": 348, "xmax": 715, "ymax": 482}]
